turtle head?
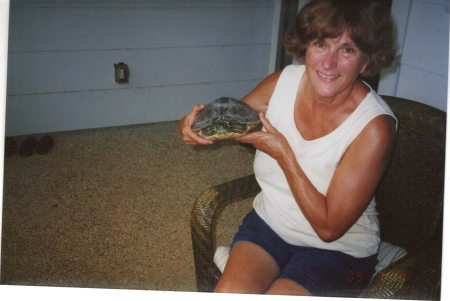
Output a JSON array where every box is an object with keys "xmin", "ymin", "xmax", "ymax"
[{"xmin": 202, "ymin": 121, "xmax": 231, "ymax": 138}]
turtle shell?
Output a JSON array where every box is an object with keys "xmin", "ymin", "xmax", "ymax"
[{"xmin": 192, "ymin": 97, "xmax": 260, "ymax": 140}]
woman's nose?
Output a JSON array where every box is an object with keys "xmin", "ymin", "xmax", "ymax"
[{"xmin": 322, "ymin": 51, "xmax": 338, "ymax": 70}]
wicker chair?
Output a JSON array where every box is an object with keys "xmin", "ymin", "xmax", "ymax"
[{"xmin": 190, "ymin": 96, "xmax": 446, "ymax": 300}]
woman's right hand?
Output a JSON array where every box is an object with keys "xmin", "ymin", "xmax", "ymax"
[{"xmin": 178, "ymin": 104, "xmax": 214, "ymax": 146}]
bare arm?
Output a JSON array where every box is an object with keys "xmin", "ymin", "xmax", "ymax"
[
  {"xmin": 236, "ymin": 114, "xmax": 396, "ymax": 242},
  {"xmin": 241, "ymin": 69, "xmax": 283, "ymax": 113}
]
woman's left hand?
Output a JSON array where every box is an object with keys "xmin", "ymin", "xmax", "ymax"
[{"xmin": 234, "ymin": 112, "xmax": 293, "ymax": 161}]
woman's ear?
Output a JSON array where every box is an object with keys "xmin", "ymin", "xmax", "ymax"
[{"xmin": 359, "ymin": 54, "xmax": 371, "ymax": 76}]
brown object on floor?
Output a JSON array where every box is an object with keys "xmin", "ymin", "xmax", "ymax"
[
  {"xmin": 36, "ymin": 135, "xmax": 54, "ymax": 155},
  {"xmin": 19, "ymin": 137, "xmax": 38, "ymax": 157}
]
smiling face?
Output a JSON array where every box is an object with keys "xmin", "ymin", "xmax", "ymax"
[{"xmin": 304, "ymin": 31, "xmax": 369, "ymax": 102}]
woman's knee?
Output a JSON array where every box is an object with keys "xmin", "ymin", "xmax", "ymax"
[
  {"xmin": 265, "ymin": 278, "xmax": 311, "ymax": 296},
  {"xmin": 214, "ymin": 241, "xmax": 279, "ymax": 294}
]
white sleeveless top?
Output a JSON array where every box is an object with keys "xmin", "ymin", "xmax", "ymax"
[{"xmin": 253, "ymin": 65, "xmax": 397, "ymax": 258}]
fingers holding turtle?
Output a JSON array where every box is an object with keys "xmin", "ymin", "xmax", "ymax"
[{"xmin": 178, "ymin": 104, "xmax": 214, "ymax": 146}]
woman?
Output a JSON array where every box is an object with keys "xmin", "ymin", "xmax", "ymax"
[{"xmin": 179, "ymin": 0, "xmax": 396, "ymax": 296}]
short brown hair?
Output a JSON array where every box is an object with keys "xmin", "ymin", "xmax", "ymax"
[{"xmin": 283, "ymin": 0, "xmax": 396, "ymax": 77}]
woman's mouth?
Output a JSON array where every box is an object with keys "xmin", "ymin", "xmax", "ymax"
[{"xmin": 317, "ymin": 71, "xmax": 339, "ymax": 79}]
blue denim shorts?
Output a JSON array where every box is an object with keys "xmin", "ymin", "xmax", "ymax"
[{"xmin": 231, "ymin": 209, "xmax": 378, "ymax": 297}]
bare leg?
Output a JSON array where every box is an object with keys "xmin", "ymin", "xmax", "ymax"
[
  {"xmin": 214, "ymin": 241, "xmax": 280, "ymax": 294},
  {"xmin": 266, "ymin": 278, "xmax": 311, "ymax": 296}
]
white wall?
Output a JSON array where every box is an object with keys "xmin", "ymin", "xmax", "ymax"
[
  {"xmin": 6, "ymin": 0, "xmax": 274, "ymax": 136},
  {"xmin": 378, "ymin": 0, "xmax": 449, "ymax": 112},
  {"xmin": 7, "ymin": 0, "xmax": 448, "ymax": 136}
]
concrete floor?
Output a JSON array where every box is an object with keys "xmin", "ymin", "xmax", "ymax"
[{"xmin": 1, "ymin": 121, "xmax": 255, "ymax": 292}]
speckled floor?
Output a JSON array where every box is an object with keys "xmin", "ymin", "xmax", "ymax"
[{"xmin": 1, "ymin": 121, "xmax": 255, "ymax": 292}]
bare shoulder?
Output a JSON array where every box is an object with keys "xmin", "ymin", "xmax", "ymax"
[
  {"xmin": 326, "ymin": 113, "xmax": 397, "ymax": 235},
  {"xmin": 348, "ymin": 114, "xmax": 397, "ymax": 165},
  {"xmin": 329, "ymin": 114, "xmax": 396, "ymax": 199},
  {"xmin": 242, "ymin": 69, "xmax": 284, "ymax": 113},
  {"xmin": 362, "ymin": 114, "xmax": 396, "ymax": 144}
]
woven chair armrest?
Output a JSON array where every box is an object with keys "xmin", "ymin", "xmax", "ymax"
[
  {"xmin": 190, "ymin": 174, "xmax": 260, "ymax": 292},
  {"xmin": 360, "ymin": 251, "xmax": 442, "ymax": 300}
]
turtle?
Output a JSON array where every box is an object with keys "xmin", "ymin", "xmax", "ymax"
[{"xmin": 192, "ymin": 97, "xmax": 260, "ymax": 140}]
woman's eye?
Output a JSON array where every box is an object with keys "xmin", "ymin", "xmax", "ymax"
[{"xmin": 313, "ymin": 41, "xmax": 324, "ymax": 48}]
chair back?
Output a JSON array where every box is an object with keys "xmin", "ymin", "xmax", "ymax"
[{"xmin": 375, "ymin": 96, "xmax": 446, "ymax": 255}]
